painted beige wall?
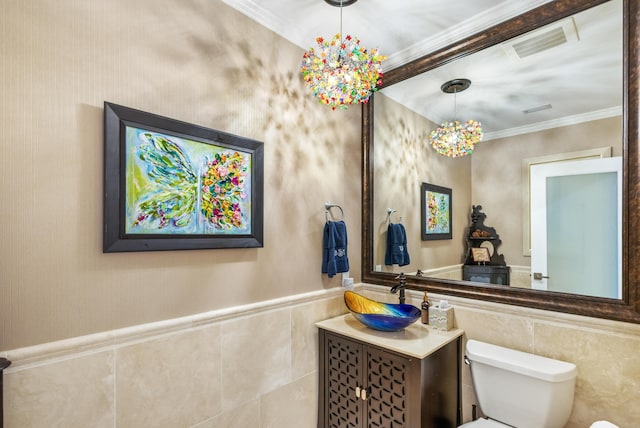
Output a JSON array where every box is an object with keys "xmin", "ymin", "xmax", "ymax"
[
  {"xmin": 472, "ymin": 116, "xmax": 622, "ymax": 268},
  {"xmin": 0, "ymin": 0, "xmax": 361, "ymax": 350},
  {"xmin": 373, "ymin": 93, "xmax": 471, "ymax": 275}
]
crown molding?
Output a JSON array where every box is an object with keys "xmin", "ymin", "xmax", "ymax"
[
  {"xmin": 223, "ymin": 0, "xmax": 553, "ymax": 70},
  {"xmin": 483, "ymin": 106, "xmax": 622, "ymax": 141},
  {"xmin": 384, "ymin": 0, "xmax": 553, "ymax": 70}
]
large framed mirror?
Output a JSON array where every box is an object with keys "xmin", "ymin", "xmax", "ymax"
[{"xmin": 362, "ymin": 0, "xmax": 640, "ymax": 323}]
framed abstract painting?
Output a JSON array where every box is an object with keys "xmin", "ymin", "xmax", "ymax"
[
  {"xmin": 103, "ymin": 102, "xmax": 264, "ymax": 252},
  {"xmin": 420, "ymin": 182, "xmax": 452, "ymax": 241}
]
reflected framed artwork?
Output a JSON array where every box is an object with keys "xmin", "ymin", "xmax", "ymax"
[
  {"xmin": 103, "ymin": 102, "xmax": 264, "ymax": 252},
  {"xmin": 420, "ymin": 182, "xmax": 452, "ymax": 241}
]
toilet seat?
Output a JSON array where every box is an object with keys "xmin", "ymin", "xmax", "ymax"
[{"xmin": 458, "ymin": 417, "xmax": 511, "ymax": 428}]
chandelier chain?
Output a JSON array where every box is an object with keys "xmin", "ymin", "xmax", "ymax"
[
  {"xmin": 454, "ymin": 89, "xmax": 457, "ymax": 121},
  {"xmin": 339, "ymin": 0, "xmax": 344, "ymax": 44}
]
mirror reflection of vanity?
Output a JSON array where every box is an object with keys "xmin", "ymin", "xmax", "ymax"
[{"xmin": 362, "ymin": 0, "xmax": 640, "ymax": 324}]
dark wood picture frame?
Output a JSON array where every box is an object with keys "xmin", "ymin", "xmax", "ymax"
[
  {"xmin": 420, "ymin": 182, "xmax": 452, "ymax": 241},
  {"xmin": 103, "ymin": 102, "xmax": 264, "ymax": 252}
]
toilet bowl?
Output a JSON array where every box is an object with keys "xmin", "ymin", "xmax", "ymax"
[
  {"xmin": 459, "ymin": 418, "xmax": 509, "ymax": 428},
  {"xmin": 459, "ymin": 340, "xmax": 577, "ymax": 428},
  {"xmin": 590, "ymin": 422, "xmax": 619, "ymax": 428}
]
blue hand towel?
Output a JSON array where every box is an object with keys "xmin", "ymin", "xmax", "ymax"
[
  {"xmin": 322, "ymin": 220, "xmax": 349, "ymax": 278},
  {"xmin": 385, "ymin": 223, "xmax": 410, "ymax": 266}
]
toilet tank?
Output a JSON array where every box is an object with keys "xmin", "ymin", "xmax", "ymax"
[{"xmin": 466, "ymin": 340, "xmax": 577, "ymax": 428}]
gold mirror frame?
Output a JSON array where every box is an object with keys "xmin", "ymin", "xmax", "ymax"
[{"xmin": 362, "ymin": 0, "xmax": 640, "ymax": 323}]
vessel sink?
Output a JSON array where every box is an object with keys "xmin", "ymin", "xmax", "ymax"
[{"xmin": 344, "ymin": 291, "xmax": 421, "ymax": 332}]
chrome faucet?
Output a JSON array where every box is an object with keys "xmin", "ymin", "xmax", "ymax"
[{"xmin": 390, "ymin": 273, "xmax": 407, "ymax": 304}]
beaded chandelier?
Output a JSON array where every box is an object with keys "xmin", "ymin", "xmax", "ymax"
[
  {"xmin": 300, "ymin": 0, "xmax": 386, "ymax": 110},
  {"xmin": 429, "ymin": 79, "xmax": 483, "ymax": 157}
]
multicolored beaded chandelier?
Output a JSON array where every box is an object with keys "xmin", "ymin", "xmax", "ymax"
[
  {"xmin": 300, "ymin": 0, "xmax": 386, "ymax": 110},
  {"xmin": 429, "ymin": 79, "xmax": 483, "ymax": 157}
]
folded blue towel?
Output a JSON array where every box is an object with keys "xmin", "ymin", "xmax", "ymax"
[
  {"xmin": 385, "ymin": 223, "xmax": 410, "ymax": 266},
  {"xmin": 322, "ymin": 220, "xmax": 349, "ymax": 278}
]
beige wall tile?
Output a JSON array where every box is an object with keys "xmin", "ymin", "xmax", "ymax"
[
  {"xmin": 534, "ymin": 322, "xmax": 640, "ymax": 428},
  {"xmin": 193, "ymin": 399, "xmax": 260, "ymax": 428},
  {"xmin": 4, "ymin": 351, "xmax": 114, "ymax": 428},
  {"xmin": 461, "ymin": 383, "xmax": 481, "ymax": 424},
  {"xmin": 116, "ymin": 325, "xmax": 221, "ymax": 428},
  {"xmin": 6, "ymin": 291, "xmax": 639, "ymax": 427},
  {"xmin": 291, "ymin": 296, "xmax": 344, "ymax": 379},
  {"xmin": 260, "ymin": 372, "xmax": 317, "ymax": 428},
  {"xmin": 221, "ymin": 308, "xmax": 292, "ymax": 411},
  {"xmin": 454, "ymin": 306, "xmax": 534, "ymax": 352}
]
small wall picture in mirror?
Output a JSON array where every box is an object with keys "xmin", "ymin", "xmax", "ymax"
[
  {"xmin": 420, "ymin": 182, "xmax": 452, "ymax": 241},
  {"xmin": 471, "ymin": 247, "xmax": 491, "ymax": 264}
]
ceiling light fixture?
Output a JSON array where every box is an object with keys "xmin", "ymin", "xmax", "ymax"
[
  {"xmin": 429, "ymin": 79, "xmax": 483, "ymax": 157},
  {"xmin": 300, "ymin": 0, "xmax": 386, "ymax": 110}
]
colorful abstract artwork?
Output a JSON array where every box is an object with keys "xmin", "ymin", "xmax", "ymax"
[
  {"xmin": 104, "ymin": 102, "xmax": 264, "ymax": 252},
  {"xmin": 126, "ymin": 128, "xmax": 251, "ymax": 235},
  {"xmin": 420, "ymin": 182, "xmax": 452, "ymax": 241}
]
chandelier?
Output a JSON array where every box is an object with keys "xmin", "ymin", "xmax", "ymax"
[
  {"xmin": 429, "ymin": 79, "xmax": 483, "ymax": 157},
  {"xmin": 300, "ymin": 0, "xmax": 386, "ymax": 110}
]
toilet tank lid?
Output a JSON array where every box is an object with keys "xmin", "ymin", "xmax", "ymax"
[{"xmin": 466, "ymin": 340, "xmax": 577, "ymax": 382}]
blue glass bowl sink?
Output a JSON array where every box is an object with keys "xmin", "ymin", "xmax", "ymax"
[{"xmin": 344, "ymin": 291, "xmax": 421, "ymax": 332}]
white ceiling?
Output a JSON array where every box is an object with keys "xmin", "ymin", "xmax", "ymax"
[{"xmin": 223, "ymin": 0, "xmax": 623, "ymax": 139}]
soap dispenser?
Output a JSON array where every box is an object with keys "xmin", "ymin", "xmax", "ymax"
[{"xmin": 421, "ymin": 291, "xmax": 430, "ymax": 324}]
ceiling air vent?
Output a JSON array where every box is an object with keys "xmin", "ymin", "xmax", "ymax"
[
  {"xmin": 502, "ymin": 17, "xmax": 579, "ymax": 60},
  {"xmin": 523, "ymin": 104, "xmax": 552, "ymax": 114}
]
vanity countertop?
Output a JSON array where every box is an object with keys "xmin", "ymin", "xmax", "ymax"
[{"xmin": 316, "ymin": 314, "xmax": 464, "ymax": 359}]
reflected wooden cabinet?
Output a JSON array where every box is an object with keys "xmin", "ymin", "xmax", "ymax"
[
  {"xmin": 462, "ymin": 206, "xmax": 510, "ymax": 285},
  {"xmin": 318, "ymin": 329, "xmax": 461, "ymax": 428},
  {"xmin": 462, "ymin": 265, "xmax": 510, "ymax": 285}
]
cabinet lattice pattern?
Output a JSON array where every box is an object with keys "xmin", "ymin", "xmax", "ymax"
[
  {"xmin": 319, "ymin": 328, "xmax": 461, "ymax": 428},
  {"xmin": 366, "ymin": 349, "xmax": 408, "ymax": 427},
  {"xmin": 327, "ymin": 334, "xmax": 362, "ymax": 428}
]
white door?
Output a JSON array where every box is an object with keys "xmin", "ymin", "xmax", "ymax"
[{"xmin": 530, "ymin": 157, "xmax": 621, "ymax": 298}]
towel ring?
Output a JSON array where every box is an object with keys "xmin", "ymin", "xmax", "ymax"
[
  {"xmin": 325, "ymin": 202, "xmax": 345, "ymax": 222},
  {"xmin": 387, "ymin": 208, "xmax": 402, "ymax": 223}
]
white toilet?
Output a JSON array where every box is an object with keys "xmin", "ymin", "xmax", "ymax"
[{"xmin": 459, "ymin": 340, "xmax": 577, "ymax": 428}]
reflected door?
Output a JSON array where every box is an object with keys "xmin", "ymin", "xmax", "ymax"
[{"xmin": 530, "ymin": 157, "xmax": 622, "ymax": 298}]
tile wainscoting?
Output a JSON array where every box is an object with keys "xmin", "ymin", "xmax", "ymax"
[
  {"xmin": 2, "ymin": 284, "xmax": 639, "ymax": 427},
  {"xmin": 1, "ymin": 289, "xmax": 346, "ymax": 428}
]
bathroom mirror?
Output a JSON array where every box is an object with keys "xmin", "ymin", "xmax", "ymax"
[{"xmin": 361, "ymin": 0, "xmax": 640, "ymax": 323}]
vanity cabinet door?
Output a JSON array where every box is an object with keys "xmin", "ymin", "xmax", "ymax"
[
  {"xmin": 321, "ymin": 330, "xmax": 365, "ymax": 428},
  {"xmin": 319, "ymin": 330, "xmax": 416, "ymax": 428},
  {"xmin": 365, "ymin": 345, "xmax": 414, "ymax": 427}
]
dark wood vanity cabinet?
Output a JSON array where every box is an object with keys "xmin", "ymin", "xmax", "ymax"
[{"xmin": 318, "ymin": 329, "xmax": 461, "ymax": 428}]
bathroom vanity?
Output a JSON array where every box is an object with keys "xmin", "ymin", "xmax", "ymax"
[{"xmin": 317, "ymin": 314, "xmax": 463, "ymax": 428}]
